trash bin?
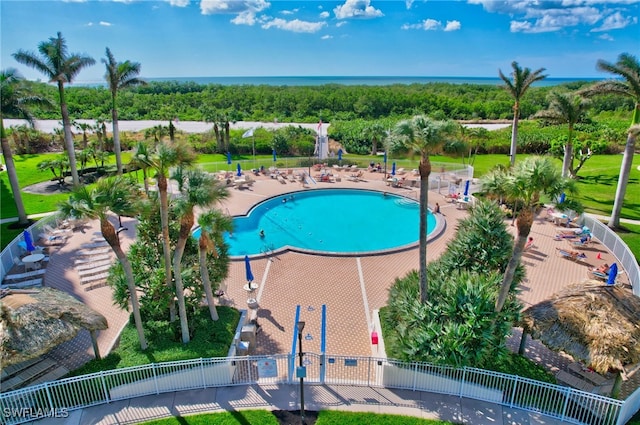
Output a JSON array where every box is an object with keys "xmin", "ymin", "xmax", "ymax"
[
  {"xmin": 241, "ymin": 324, "xmax": 257, "ymax": 348},
  {"xmin": 237, "ymin": 340, "xmax": 250, "ymax": 356}
]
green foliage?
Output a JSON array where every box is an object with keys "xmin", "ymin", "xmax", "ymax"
[
  {"xmin": 69, "ymin": 306, "xmax": 240, "ymax": 375},
  {"xmin": 382, "ymin": 201, "xmax": 522, "ymax": 368}
]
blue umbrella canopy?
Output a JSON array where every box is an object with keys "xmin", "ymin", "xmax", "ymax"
[
  {"xmin": 272, "ymin": 148, "xmax": 277, "ymax": 162},
  {"xmin": 391, "ymin": 162, "xmax": 396, "ymax": 176},
  {"xmin": 337, "ymin": 149, "xmax": 343, "ymax": 161},
  {"xmin": 244, "ymin": 255, "xmax": 254, "ymax": 283},
  {"xmin": 23, "ymin": 230, "xmax": 35, "ymax": 253},
  {"xmin": 226, "ymin": 152, "xmax": 232, "ymax": 165},
  {"xmin": 463, "ymin": 180, "xmax": 471, "ymax": 196},
  {"xmin": 237, "ymin": 162, "xmax": 242, "ymax": 177},
  {"xmin": 607, "ymin": 263, "xmax": 618, "ymax": 286},
  {"xmin": 559, "ymin": 192, "xmax": 566, "ymax": 203}
]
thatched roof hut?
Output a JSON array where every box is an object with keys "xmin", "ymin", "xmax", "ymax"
[
  {"xmin": 520, "ymin": 281, "xmax": 640, "ymax": 374},
  {"xmin": 0, "ymin": 288, "xmax": 108, "ymax": 366}
]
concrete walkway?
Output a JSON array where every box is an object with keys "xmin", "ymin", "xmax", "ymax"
[{"xmin": 33, "ymin": 383, "xmax": 564, "ymax": 425}]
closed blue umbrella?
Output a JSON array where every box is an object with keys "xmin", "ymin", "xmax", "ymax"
[
  {"xmin": 337, "ymin": 149, "xmax": 343, "ymax": 161},
  {"xmin": 607, "ymin": 263, "xmax": 618, "ymax": 286},
  {"xmin": 463, "ymin": 180, "xmax": 470, "ymax": 196},
  {"xmin": 226, "ymin": 152, "xmax": 232, "ymax": 165},
  {"xmin": 273, "ymin": 148, "xmax": 277, "ymax": 162},
  {"xmin": 244, "ymin": 255, "xmax": 254, "ymax": 283},
  {"xmin": 23, "ymin": 230, "xmax": 35, "ymax": 253},
  {"xmin": 391, "ymin": 162, "xmax": 396, "ymax": 176},
  {"xmin": 237, "ymin": 162, "xmax": 242, "ymax": 177},
  {"xmin": 559, "ymin": 192, "xmax": 566, "ymax": 203},
  {"xmin": 383, "ymin": 151, "xmax": 387, "ymax": 164}
]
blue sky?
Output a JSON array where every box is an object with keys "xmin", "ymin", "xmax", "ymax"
[{"xmin": 1, "ymin": 0, "xmax": 638, "ymax": 83}]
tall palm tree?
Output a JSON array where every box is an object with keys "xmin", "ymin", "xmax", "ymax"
[
  {"xmin": 58, "ymin": 176, "xmax": 148, "ymax": 349},
  {"xmin": 13, "ymin": 32, "xmax": 95, "ymax": 186},
  {"xmin": 102, "ymin": 48, "xmax": 146, "ymax": 175},
  {"xmin": 1, "ymin": 68, "xmax": 51, "ymax": 226},
  {"xmin": 392, "ymin": 115, "xmax": 459, "ymax": 303},
  {"xmin": 482, "ymin": 156, "xmax": 575, "ymax": 312},
  {"xmin": 73, "ymin": 120, "xmax": 92, "ymax": 150},
  {"xmin": 533, "ymin": 91, "xmax": 590, "ymax": 178},
  {"xmin": 172, "ymin": 168, "xmax": 229, "ymax": 343},
  {"xmin": 580, "ymin": 53, "xmax": 640, "ymax": 229},
  {"xmin": 499, "ymin": 62, "xmax": 548, "ymax": 166},
  {"xmin": 148, "ymin": 141, "xmax": 195, "ymax": 322},
  {"xmin": 197, "ymin": 210, "xmax": 233, "ymax": 321},
  {"xmin": 363, "ymin": 121, "xmax": 386, "ymax": 156},
  {"xmin": 130, "ymin": 141, "xmax": 152, "ymax": 194}
]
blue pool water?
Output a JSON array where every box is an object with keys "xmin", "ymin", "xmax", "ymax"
[{"xmin": 193, "ymin": 189, "xmax": 436, "ymax": 257}]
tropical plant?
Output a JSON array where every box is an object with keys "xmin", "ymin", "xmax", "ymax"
[
  {"xmin": 580, "ymin": 53, "xmax": 640, "ymax": 229},
  {"xmin": 392, "ymin": 115, "xmax": 459, "ymax": 303},
  {"xmin": 129, "ymin": 141, "xmax": 152, "ymax": 194},
  {"xmin": 197, "ymin": 210, "xmax": 233, "ymax": 321},
  {"xmin": 1, "ymin": 68, "xmax": 51, "ymax": 225},
  {"xmin": 102, "ymin": 47, "xmax": 146, "ymax": 175},
  {"xmin": 147, "ymin": 141, "xmax": 195, "ymax": 322},
  {"xmin": 498, "ymin": 62, "xmax": 548, "ymax": 166},
  {"xmin": 363, "ymin": 121, "xmax": 387, "ymax": 155},
  {"xmin": 73, "ymin": 120, "xmax": 92, "ymax": 150},
  {"xmin": 482, "ymin": 156, "xmax": 575, "ymax": 312},
  {"xmin": 171, "ymin": 168, "xmax": 229, "ymax": 342},
  {"xmin": 13, "ymin": 32, "xmax": 96, "ymax": 185},
  {"xmin": 533, "ymin": 91, "xmax": 590, "ymax": 178},
  {"xmin": 58, "ymin": 176, "xmax": 148, "ymax": 349},
  {"xmin": 37, "ymin": 155, "xmax": 69, "ymax": 186}
]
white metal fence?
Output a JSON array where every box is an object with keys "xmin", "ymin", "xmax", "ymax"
[
  {"xmin": 0, "ymin": 353, "xmax": 625, "ymax": 425},
  {"xmin": 580, "ymin": 215, "xmax": 640, "ymax": 295}
]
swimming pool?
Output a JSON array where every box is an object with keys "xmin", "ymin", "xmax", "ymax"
[{"xmin": 193, "ymin": 189, "xmax": 438, "ymax": 257}]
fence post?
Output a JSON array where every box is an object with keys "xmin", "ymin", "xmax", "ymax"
[
  {"xmin": 152, "ymin": 363, "xmax": 160, "ymax": 394},
  {"xmin": 560, "ymin": 387, "xmax": 571, "ymax": 422},
  {"xmin": 44, "ymin": 382, "xmax": 56, "ymax": 413},
  {"xmin": 459, "ymin": 367, "xmax": 467, "ymax": 398},
  {"xmin": 100, "ymin": 371, "xmax": 110, "ymax": 403},
  {"xmin": 200, "ymin": 358, "xmax": 207, "ymax": 389},
  {"xmin": 509, "ymin": 375, "xmax": 519, "ymax": 408},
  {"xmin": 412, "ymin": 362, "xmax": 418, "ymax": 391}
]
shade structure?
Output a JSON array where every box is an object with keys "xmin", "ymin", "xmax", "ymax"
[
  {"xmin": 337, "ymin": 149, "xmax": 343, "ymax": 161},
  {"xmin": 244, "ymin": 255, "xmax": 254, "ymax": 283},
  {"xmin": 237, "ymin": 162, "xmax": 242, "ymax": 177},
  {"xmin": 391, "ymin": 162, "xmax": 396, "ymax": 176},
  {"xmin": 463, "ymin": 180, "xmax": 470, "ymax": 196},
  {"xmin": 226, "ymin": 152, "xmax": 232, "ymax": 165},
  {"xmin": 273, "ymin": 149, "xmax": 277, "ymax": 162},
  {"xmin": 23, "ymin": 230, "xmax": 35, "ymax": 253},
  {"xmin": 607, "ymin": 263, "xmax": 618, "ymax": 286}
]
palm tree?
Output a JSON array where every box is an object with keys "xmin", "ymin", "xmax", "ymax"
[
  {"xmin": 498, "ymin": 62, "xmax": 548, "ymax": 166},
  {"xmin": 482, "ymin": 156, "xmax": 575, "ymax": 312},
  {"xmin": 533, "ymin": 91, "xmax": 590, "ymax": 178},
  {"xmin": 1, "ymin": 68, "xmax": 51, "ymax": 226},
  {"xmin": 102, "ymin": 48, "xmax": 146, "ymax": 175},
  {"xmin": 58, "ymin": 176, "xmax": 148, "ymax": 349},
  {"xmin": 172, "ymin": 168, "xmax": 229, "ymax": 342},
  {"xmin": 363, "ymin": 121, "xmax": 386, "ymax": 156},
  {"xmin": 197, "ymin": 210, "xmax": 233, "ymax": 321},
  {"xmin": 580, "ymin": 53, "xmax": 640, "ymax": 229},
  {"xmin": 73, "ymin": 121, "xmax": 92, "ymax": 150},
  {"xmin": 392, "ymin": 115, "xmax": 459, "ymax": 303},
  {"xmin": 148, "ymin": 141, "xmax": 195, "ymax": 322},
  {"xmin": 130, "ymin": 141, "xmax": 152, "ymax": 194},
  {"xmin": 13, "ymin": 32, "xmax": 95, "ymax": 186}
]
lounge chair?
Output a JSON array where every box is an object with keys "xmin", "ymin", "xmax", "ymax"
[
  {"xmin": 588, "ymin": 269, "xmax": 609, "ymax": 281},
  {"xmin": 567, "ymin": 237, "xmax": 593, "ymax": 248},
  {"xmin": 396, "ymin": 168, "xmax": 406, "ymax": 175},
  {"xmin": 554, "ymin": 226, "xmax": 590, "ymax": 240},
  {"xmin": 555, "ymin": 248, "xmax": 587, "ymax": 262}
]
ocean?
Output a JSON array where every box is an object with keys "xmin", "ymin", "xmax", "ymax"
[{"xmin": 78, "ymin": 76, "xmax": 602, "ymax": 87}]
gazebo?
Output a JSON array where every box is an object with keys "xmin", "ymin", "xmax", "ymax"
[
  {"xmin": 1, "ymin": 287, "xmax": 108, "ymax": 366},
  {"xmin": 519, "ymin": 281, "xmax": 640, "ymax": 398}
]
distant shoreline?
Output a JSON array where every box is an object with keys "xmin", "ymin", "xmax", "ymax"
[
  {"xmin": 70, "ymin": 75, "xmax": 603, "ymax": 88},
  {"xmin": 3, "ymin": 119, "xmax": 510, "ymax": 134}
]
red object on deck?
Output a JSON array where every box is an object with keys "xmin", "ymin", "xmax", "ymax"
[{"xmin": 371, "ymin": 331, "xmax": 379, "ymax": 345}]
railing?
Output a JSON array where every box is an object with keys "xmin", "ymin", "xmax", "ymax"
[
  {"xmin": 0, "ymin": 353, "xmax": 625, "ymax": 425},
  {"xmin": 0, "ymin": 214, "xmax": 60, "ymax": 283},
  {"xmin": 580, "ymin": 215, "xmax": 640, "ymax": 295}
]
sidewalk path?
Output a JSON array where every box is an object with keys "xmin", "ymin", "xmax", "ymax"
[{"xmin": 33, "ymin": 383, "xmax": 563, "ymax": 425}]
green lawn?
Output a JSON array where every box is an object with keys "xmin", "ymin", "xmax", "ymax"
[{"xmin": 140, "ymin": 410, "xmax": 453, "ymax": 425}]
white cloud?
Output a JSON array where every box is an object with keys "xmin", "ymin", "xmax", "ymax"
[
  {"xmin": 469, "ymin": 0, "xmax": 640, "ymax": 33},
  {"xmin": 99, "ymin": 21, "xmax": 113, "ymax": 26},
  {"xmin": 591, "ymin": 11, "xmax": 637, "ymax": 31},
  {"xmin": 336, "ymin": 21, "xmax": 348, "ymax": 27},
  {"xmin": 200, "ymin": 0, "xmax": 270, "ymax": 15},
  {"xmin": 598, "ymin": 33, "xmax": 614, "ymax": 40},
  {"xmin": 321, "ymin": 34, "xmax": 333, "ymax": 39},
  {"xmin": 402, "ymin": 18, "xmax": 462, "ymax": 31},
  {"xmin": 319, "ymin": 11, "xmax": 330, "ymax": 19},
  {"xmin": 405, "ymin": 0, "xmax": 415, "ymax": 8},
  {"xmin": 166, "ymin": 0, "xmax": 189, "ymax": 6},
  {"xmin": 334, "ymin": 0, "xmax": 384, "ymax": 19},
  {"xmin": 231, "ymin": 10, "xmax": 258, "ymax": 25},
  {"xmin": 262, "ymin": 18, "xmax": 327, "ymax": 33},
  {"xmin": 444, "ymin": 20, "xmax": 461, "ymax": 31}
]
